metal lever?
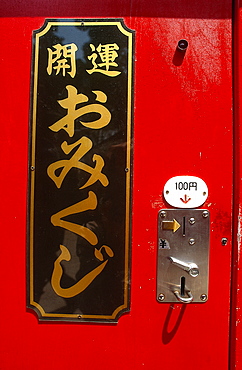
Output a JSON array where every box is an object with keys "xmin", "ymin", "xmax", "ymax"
[
  {"xmin": 174, "ymin": 289, "xmax": 193, "ymax": 303},
  {"xmin": 169, "ymin": 256, "xmax": 199, "ymax": 277}
]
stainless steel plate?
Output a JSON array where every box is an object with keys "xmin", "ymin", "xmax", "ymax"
[{"xmin": 157, "ymin": 209, "xmax": 210, "ymax": 303}]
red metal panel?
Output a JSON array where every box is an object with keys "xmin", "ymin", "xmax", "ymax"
[
  {"xmin": 230, "ymin": 0, "xmax": 242, "ymax": 367},
  {"xmin": 130, "ymin": 13, "xmax": 232, "ymax": 369},
  {"xmin": 0, "ymin": 1, "xmax": 233, "ymax": 369}
]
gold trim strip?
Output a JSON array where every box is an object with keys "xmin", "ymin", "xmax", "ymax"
[
  {"xmin": 29, "ymin": 31, "xmax": 40, "ymax": 303},
  {"xmin": 31, "ymin": 300, "xmax": 128, "ymax": 320},
  {"xmin": 37, "ymin": 20, "xmax": 131, "ymax": 38}
]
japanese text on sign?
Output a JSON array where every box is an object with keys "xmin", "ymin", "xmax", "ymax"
[
  {"xmin": 47, "ymin": 42, "xmax": 121, "ymax": 78},
  {"xmin": 48, "ymin": 86, "xmax": 114, "ymax": 297}
]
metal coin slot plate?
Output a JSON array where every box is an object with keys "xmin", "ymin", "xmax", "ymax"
[{"xmin": 157, "ymin": 209, "xmax": 210, "ymax": 303}]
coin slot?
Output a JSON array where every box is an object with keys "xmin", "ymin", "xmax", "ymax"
[{"xmin": 183, "ymin": 216, "xmax": 186, "ymax": 236}]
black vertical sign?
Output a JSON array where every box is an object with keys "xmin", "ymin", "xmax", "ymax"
[{"xmin": 28, "ymin": 19, "xmax": 134, "ymax": 322}]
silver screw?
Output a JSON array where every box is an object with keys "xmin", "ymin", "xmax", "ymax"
[
  {"xmin": 200, "ymin": 294, "xmax": 207, "ymax": 301},
  {"xmin": 190, "ymin": 268, "xmax": 199, "ymax": 277},
  {"xmin": 189, "ymin": 217, "xmax": 196, "ymax": 225},
  {"xmin": 160, "ymin": 211, "xmax": 166, "ymax": 218},
  {"xmin": 189, "ymin": 238, "xmax": 195, "ymax": 245},
  {"xmin": 158, "ymin": 293, "xmax": 165, "ymax": 301},
  {"xmin": 30, "ymin": 166, "xmax": 35, "ymax": 171},
  {"xmin": 202, "ymin": 210, "xmax": 209, "ymax": 218}
]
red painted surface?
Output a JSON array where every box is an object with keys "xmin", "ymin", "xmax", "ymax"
[
  {"xmin": 231, "ymin": 0, "xmax": 242, "ymax": 368},
  {"xmin": 0, "ymin": 1, "xmax": 233, "ymax": 369}
]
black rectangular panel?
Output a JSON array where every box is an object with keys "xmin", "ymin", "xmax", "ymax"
[{"xmin": 28, "ymin": 19, "xmax": 134, "ymax": 322}]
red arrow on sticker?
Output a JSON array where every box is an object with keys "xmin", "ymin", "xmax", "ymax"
[{"xmin": 180, "ymin": 194, "xmax": 191, "ymax": 204}]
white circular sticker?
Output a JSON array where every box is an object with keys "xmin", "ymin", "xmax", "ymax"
[{"xmin": 163, "ymin": 176, "xmax": 208, "ymax": 208}]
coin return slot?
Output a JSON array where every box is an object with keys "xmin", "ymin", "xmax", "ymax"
[{"xmin": 181, "ymin": 276, "xmax": 185, "ymax": 296}]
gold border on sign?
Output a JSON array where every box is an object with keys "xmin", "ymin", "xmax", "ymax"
[{"xmin": 29, "ymin": 19, "xmax": 133, "ymax": 321}]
